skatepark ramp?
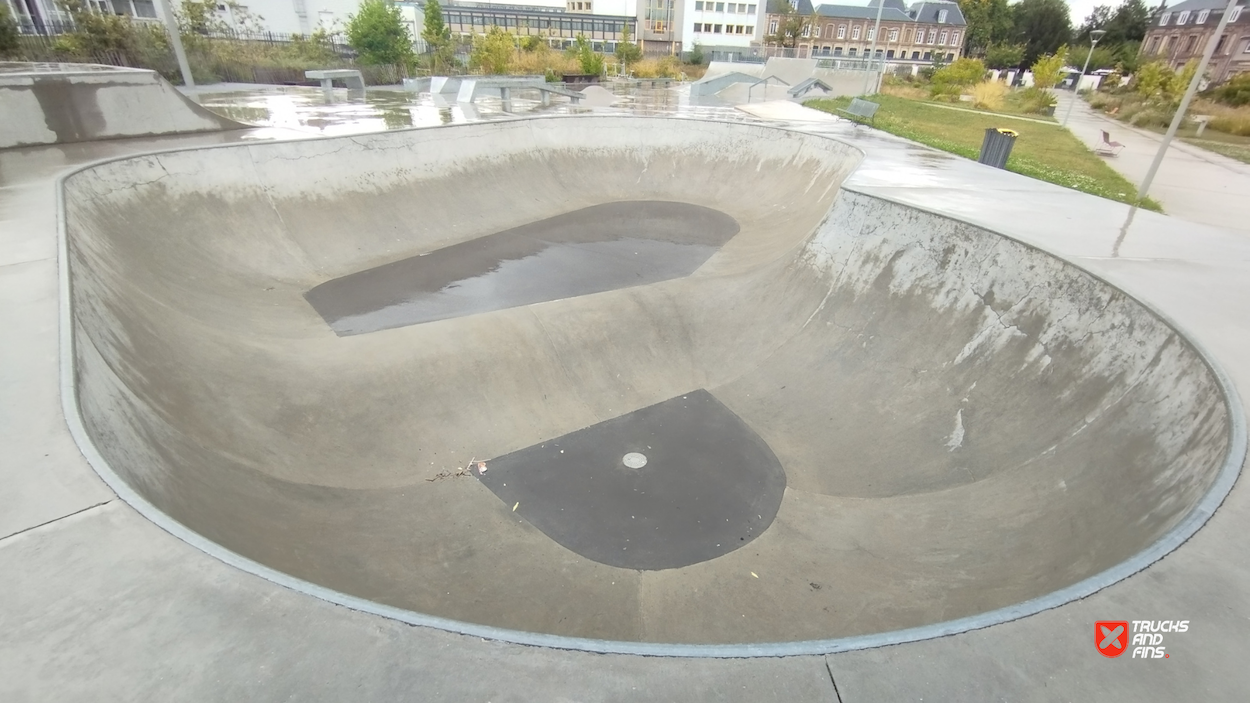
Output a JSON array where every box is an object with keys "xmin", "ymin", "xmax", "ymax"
[
  {"xmin": 60, "ymin": 116, "xmax": 1236, "ymax": 651},
  {"xmin": 0, "ymin": 62, "xmax": 244, "ymax": 149}
]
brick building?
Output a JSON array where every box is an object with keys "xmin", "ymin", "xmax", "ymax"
[
  {"xmin": 765, "ymin": 0, "xmax": 966, "ymax": 62},
  {"xmin": 1140, "ymin": 0, "xmax": 1249, "ymax": 83}
]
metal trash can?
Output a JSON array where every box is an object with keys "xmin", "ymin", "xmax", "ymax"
[{"xmin": 978, "ymin": 128, "xmax": 1018, "ymax": 169}]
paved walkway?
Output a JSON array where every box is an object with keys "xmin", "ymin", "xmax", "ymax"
[{"xmin": 1053, "ymin": 90, "xmax": 1250, "ymax": 233}]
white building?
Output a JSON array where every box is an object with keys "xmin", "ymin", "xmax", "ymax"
[{"xmin": 640, "ymin": 0, "xmax": 765, "ymax": 55}]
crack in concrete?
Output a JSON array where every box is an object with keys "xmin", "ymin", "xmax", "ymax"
[
  {"xmin": 824, "ymin": 655, "xmax": 844, "ymax": 703},
  {"xmin": 0, "ymin": 499, "xmax": 114, "ymax": 544}
]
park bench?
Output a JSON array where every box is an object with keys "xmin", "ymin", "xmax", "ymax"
[
  {"xmin": 1094, "ymin": 130, "xmax": 1124, "ymax": 157},
  {"xmin": 305, "ymin": 69, "xmax": 365, "ymax": 91},
  {"xmin": 836, "ymin": 97, "xmax": 879, "ymax": 126}
]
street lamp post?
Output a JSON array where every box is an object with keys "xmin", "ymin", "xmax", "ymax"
[{"xmin": 1062, "ymin": 28, "xmax": 1105, "ymax": 126}]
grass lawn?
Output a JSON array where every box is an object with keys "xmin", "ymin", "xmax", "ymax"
[
  {"xmin": 807, "ymin": 95, "xmax": 1162, "ymax": 212},
  {"xmin": 1184, "ymin": 137, "xmax": 1250, "ymax": 165}
]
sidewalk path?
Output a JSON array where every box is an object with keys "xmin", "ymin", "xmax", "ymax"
[{"xmin": 1053, "ymin": 90, "xmax": 1250, "ymax": 233}]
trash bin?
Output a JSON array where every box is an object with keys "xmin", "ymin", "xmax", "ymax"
[{"xmin": 978, "ymin": 128, "xmax": 1018, "ymax": 170}]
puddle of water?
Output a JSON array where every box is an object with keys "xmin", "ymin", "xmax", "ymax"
[{"xmin": 305, "ymin": 200, "xmax": 740, "ymax": 335}]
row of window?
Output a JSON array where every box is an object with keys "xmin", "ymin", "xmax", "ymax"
[
  {"xmin": 693, "ymin": 2, "xmax": 757, "ymax": 13},
  {"xmin": 768, "ymin": 20, "xmax": 959, "ymax": 47},
  {"xmin": 1160, "ymin": 7, "xmax": 1242, "ymax": 26},
  {"xmin": 1147, "ymin": 33, "xmax": 1250, "ymax": 55},
  {"xmin": 693, "ymin": 23, "xmax": 754, "ymax": 34},
  {"xmin": 812, "ymin": 45, "xmax": 955, "ymax": 61}
]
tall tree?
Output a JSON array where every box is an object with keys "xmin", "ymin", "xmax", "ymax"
[
  {"xmin": 767, "ymin": 2, "xmax": 808, "ymax": 49},
  {"xmin": 1074, "ymin": 4, "xmax": 1112, "ymax": 44},
  {"xmin": 958, "ymin": 0, "xmax": 1015, "ymax": 56},
  {"xmin": 421, "ymin": 0, "xmax": 454, "ymax": 73},
  {"xmin": 1104, "ymin": 0, "xmax": 1151, "ymax": 44},
  {"xmin": 1012, "ymin": 0, "xmax": 1073, "ymax": 66},
  {"xmin": 346, "ymin": 0, "xmax": 416, "ymax": 66}
]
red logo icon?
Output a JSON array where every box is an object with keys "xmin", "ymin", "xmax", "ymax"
[{"xmin": 1096, "ymin": 621, "xmax": 1129, "ymax": 658}]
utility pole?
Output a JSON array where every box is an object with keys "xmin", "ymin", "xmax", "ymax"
[
  {"xmin": 1136, "ymin": 0, "xmax": 1238, "ymax": 203},
  {"xmin": 862, "ymin": 0, "xmax": 885, "ymax": 96},
  {"xmin": 1062, "ymin": 29, "xmax": 1104, "ymax": 126},
  {"xmin": 156, "ymin": 0, "xmax": 195, "ymax": 88}
]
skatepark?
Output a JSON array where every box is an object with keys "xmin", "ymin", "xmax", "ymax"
[{"xmin": 4, "ymin": 65, "xmax": 1249, "ymax": 699}]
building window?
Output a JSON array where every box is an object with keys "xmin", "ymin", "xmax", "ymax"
[
  {"xmin": 848, "ymin": 48, "xmax": 857, "ymax": 56},
  {"xmin": 837, "ymin": 24, "xmax": 846, "ymax": 38},
  {"xmin": 937, "ymin": 9, "xmax": 947, "ymax": 23},
  {"xmin": 768, "ymin": 19, "xmax": 777, "ymax": 33},
  {"xmin": 923, "ymin": 50, "xmax": 932, "ymax": 59},
  {"xmin": 801, "ymin": 23, "xmax": 810, "ymax": 37},
  {"xmin": 946, "ymin": 52, "xmax": 954, "ymax": 60},
  {"xmin": 1160, "ymin": 12, "xmax": 1171, "ymax": 25},
  {"xmin": 1230, "ymin": 7, "xmax": 1241, "ymax": 22},
  {"xmin": 748, "ymin": 4, "xmax": 756, "ymax": 13},
  {"xmin": 938, "ymin": 29, "xmax": 947, "ymax": 45},
  {"xmin": 695, "ymin": 1, "xmax": 702, "ymax": 9},
  {"xmin": 888, "ymin": 27, "xmax": 898, "ymax": 41},
  {"xmin": 927, "ymin": 29, "xmax": 936, "ymax": 43},
  {"xmin": 746, "ymin": 25, "xmax": 753, "ymax": 33},
  {"xmin": 1216, "ymin": 34, "xmax": 1227, "ymax": 53},
  {"xmin": 852, "ymin": 25, "xmax": 860, "ymax": 39},
  {"xmin": 825, "ymin": 24, "xmax": 833, "ymax": 38},
  {"xmin": 951, "ymin": 31, "xmax": 959, "ymax": 45},
  {"xmin": 1186, "ymin": 35, "xmax": 1198, "ymax": 52},
  {"xmin": 821, "ymin": 45, "xmax": 830, "ymax": 55},
  {"xmin": 1177, "ymin": 10, "xmax": 1189, "ymax": 25},
  {"xmin": 715, "ymin": 2, "xmax": 724, "ymax": 11},
  {"xmin": 714, "ymin": 23, "xmax": 722, "ymax": 32},
  {"xmin": 886, "ymin": 49, "xmax": 895, "ymax": 58},
  {"xmin": 911, "ymin": 51, "xmax": 920, "ymax": 59},
  {"xmin": 1197, "ymin": 9, "xmax": 1209, "ymax": 24},
  {"xmin": 1148, "ymin": 36, "xmax": 1160, "ymax": 53},
  {"xmin": 866, "ymin": 27, "xmax": 875, "ymax": 41}
]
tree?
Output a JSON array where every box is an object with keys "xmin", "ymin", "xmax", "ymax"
[
  {"xmin": 1067, "ymin": 45, "xmax": 1116, "ymax": 73},
  {"xmin": 614, "ymin": 23, "xmax": 642, "ymax": 68},
  {"xmin": 688, "ymin": 41, "xmax": 705, "ymax": 66},
  {"xmin": 958, "ymin": 0, "xmax": 1014, "ymax": 56},
  {"xmin": 1012, "ymin": 0, "xmax": 1073, "ymax": 66},
  {"xmin": 471, "ymin": 26, "xmax": 514, "ymax": 74},
  {"xmin": 421, "ymin": 0, "xmax": 454, "ymax": 73},
  {"xmin": 930, "ymin": 57, "xmax": 987, "ymax": 97},
  {"xmin": 767, "ymin": 2, "xmax": 807, "ymax": 49},
  {"xmin": 983, "ymin": 42, "xmax": 1025, "ymax": 69},
  {"xmin": 1030, "ymin": 45, "xmax": 1068, "ymax": 89},
  {"xmin": 346, "ymin": 0, "xmax": 415, "ymax": 67},
  {"xmin": 0, "ymin": 3, "xmax": 20, "ymax": 58},
  {"xmin": 1104, "ymin": 0, "xmax": 1151, "ymax": 45},
  {"xmin": 1133, "ymin": 59, "xmax": 1197, "ymax": 105},
  {"xmin": 1074, "ymin": 5, "xmax": 1112, "ymax": 44},
  {"xmin": 570, "ymin": 33, "xmax": 604, "ymax": 75}
]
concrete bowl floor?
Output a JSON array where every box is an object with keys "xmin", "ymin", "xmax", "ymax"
[{"xmin": 62, "ymin": 116, "xmax": 1233, "ymax": 646}]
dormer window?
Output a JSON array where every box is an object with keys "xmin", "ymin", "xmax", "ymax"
[
  {"xmin": 1197, "ymin": 9, "xmax": 1209, "ymax": 23},
  {"xmin": 1231, "ymin": 7, "xmax": 1242, "ymax": 22},
  {"xmin": 1160, "ymin": 11, "xmax": 1171, "ymax": 25},
  {"xmin": 1177, "ymin": 10, "xmax": 1190, "ymax": 24},
  {"xmin": 938, "ymin": 9, "xmax": 948, "ymax": 23}
]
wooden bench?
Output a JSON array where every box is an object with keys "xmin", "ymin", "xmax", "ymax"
[
  {"xmin": 305, "ymin": 69, "xmax": 365, "ymax": 91},
  {"xmin": 836, "ymin": 97, "xmax": 879, "ymax": 126},
  {"xmin": 1094, "ymin": 129, "xmax": 1124, "ymax": 157}
]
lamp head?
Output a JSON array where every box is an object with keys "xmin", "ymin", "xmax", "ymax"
[{"xmin": 1091, "ymin": 29, "xmax": 1107, "ymax": 43}]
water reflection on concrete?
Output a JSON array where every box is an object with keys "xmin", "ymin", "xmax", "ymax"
[{"xmin": 187, "ymin": 81, "xmax": 760, "ymax": 136}]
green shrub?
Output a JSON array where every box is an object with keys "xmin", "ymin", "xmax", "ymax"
[
  {"xmin": 470, "ymin": 26, "xmax": 514, "ymax": 74},
  {"xmin": 0, "ymin": 3, "xmax": 19, "ymax": 58},
  {"xmin": 1018, "ymin": 85, "xmax": 1056, "ymax": 114},
  {"xmin": 1030, "ymin": 46, "xmax": 1067, "ymax": 90},
  {"xmin": 345, "ymin": 0, "xmax": 415, "ymax": 67},
  {"xmin": 1211, "ymin": 73, "xmax": 1250, "ymax": 107},
  {"xmin": 929, "ymin": 57, "xmax": 985, "ymax": 99},
  {"xmin": 569, "ymin": 34, "xmax": 604, "ymax": 75}
]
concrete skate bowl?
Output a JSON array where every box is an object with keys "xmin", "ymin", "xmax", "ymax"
[
  {"xmin": 61, "ymin": 116, "xmax": 1241, "ymax": 655},
  {"xmin": 0, "ymin": 63, "xmax": 244, "ymax": 149}
]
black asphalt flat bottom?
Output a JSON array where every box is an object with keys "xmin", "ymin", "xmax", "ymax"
[
  {"xmin": 305, "ymin": 201, "xmax": 740, "ymax": 335},
  {"xmin": 478, "ymin": 390, "xmax": 786, "ymax": 570}
]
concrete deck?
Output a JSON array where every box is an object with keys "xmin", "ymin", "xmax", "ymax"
[{"xmin": 3, "ymin": 103, "xmax": 1249, "ymax": 700}]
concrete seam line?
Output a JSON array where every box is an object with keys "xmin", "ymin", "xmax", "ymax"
[
  {"xmin": 55, "ymin": 115, "xmax": 1247, "ymax": 659},
  {"xmin": 0, "ymin": 500, "xmax": 114, "ymax": 543}
]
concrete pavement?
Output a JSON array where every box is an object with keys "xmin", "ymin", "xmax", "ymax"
[
  {"xmin": 3, "ymin": 98, "xmax": 1249, "ymax": 700},
  {"xmin": 1053, "ymin": 90, "xmax": 1250, "ymax": 233}
]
